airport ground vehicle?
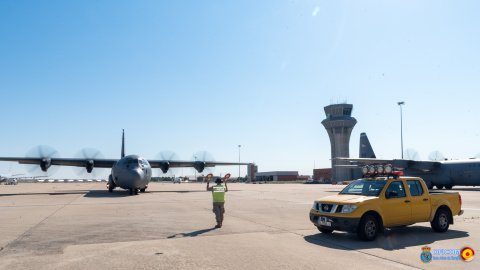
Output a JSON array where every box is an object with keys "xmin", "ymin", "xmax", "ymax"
[
  {"xmin": 4, "ymin": 178, "xmax": 18, "ymax": 185},
  {"xmin": 304, "ymin": 180, "xmax": 321, "ymax": 184},
  {"xmin": 309, "ymin": 165, "xmax": 464, "ymax": 241}
]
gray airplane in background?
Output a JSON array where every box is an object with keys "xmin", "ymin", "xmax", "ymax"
[
  {"xmin": 0, "ymin": 173, "xmax": 23, "ymax": 185},
  {"xmin": 0, "ymin": 130, "xmax": 251, "ymax": 195},
  {"xmin": 336, "ymin": 132, "xmax": 480, "ymax": 189}
]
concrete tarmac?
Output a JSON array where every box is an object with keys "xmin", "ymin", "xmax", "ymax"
[{"xmin": 0, "ymin": 182, "xmax": 479, "ymax": 269}]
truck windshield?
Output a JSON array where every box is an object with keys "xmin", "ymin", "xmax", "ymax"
[{"xmin": 340, "ymin": 179, "xmax": 387, "ymax": 196}]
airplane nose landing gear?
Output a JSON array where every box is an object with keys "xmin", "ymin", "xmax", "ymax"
[{"xmin": 129, "ymin": 189, "xmax": 139, "ymax": 195}]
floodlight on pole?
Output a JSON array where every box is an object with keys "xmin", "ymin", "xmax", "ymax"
[{"xmin": 398, "ymin": 101, "xmax": 405, "ymax": 159}]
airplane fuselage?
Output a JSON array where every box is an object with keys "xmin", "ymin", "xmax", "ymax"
[
  {"xmin": 110, "ymin": 155, "xmax": 152, "ymax": 191},
  {"xmin": 406, "ymin": 159, "xmax": 480, "ymax": 189},
  {"xmin": 345, "ymin": 132, "xmax": 480, "ymax": 190}
]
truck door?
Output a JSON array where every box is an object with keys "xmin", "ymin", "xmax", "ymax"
[
  {"xmin": 407, "ymin": 180, "xmax": 431, "ymax": 222},
  {"xmin": 381, "ymin": 180, "xmax": 412, "ymax": 226}
]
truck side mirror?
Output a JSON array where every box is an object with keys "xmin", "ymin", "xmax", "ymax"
[{"xmin": 387, "ymin": 191, "xmax": 398, "ymax": 199}]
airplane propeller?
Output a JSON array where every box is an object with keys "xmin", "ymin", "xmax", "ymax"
[
  {"xmin": 155, "ymin": 151, "xmax": 181, "ymax": 176},
  {"xmin": 191, "ymin": 150, "xmax": 216, "ymax": 174},
  {"xmin": 404, "ymin": 148, "xmax": 421, "ymax": 161},
  {"xmin": 74, "ymin": 148, "xmax": 106, "ymax": 178},
  {"xmin": 428, "ymin": 150, "xmax": 445, "ymax": 161},
  {"xmin": 24, "ymin": 145, "xmax": 61, "ymax": 176}
]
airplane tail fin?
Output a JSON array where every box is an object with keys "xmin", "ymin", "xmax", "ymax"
[
  {"xmin": 121, "ymin": 129, "xmax": 125, "ymax": 158},
  {"xmin": 359, "ymin": 132, "xmax": 376, "ymax": 158}
]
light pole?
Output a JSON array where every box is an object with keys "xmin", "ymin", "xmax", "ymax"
[
  {"xmin": 238, "ymin": 145, "xmax": 241, "ymax": 179},
  {"xmin": 398, "ymin": 101, "xmax": 405, "ymax": 159}
]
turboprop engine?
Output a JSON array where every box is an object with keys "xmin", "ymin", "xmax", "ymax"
[
  {"xmin": 159, "ymin": 161, "xmax": 170, "ymax": 173},
  {"xmin": 193, "ymin": 161, "xmax": 205, "ymax": 173},
  {"xmin": 85, "ymin": 160, "xmax": 94, "ymax": 173},
  {"xmin": 40, "ymin": 158, "xmax": 52, "ymax": 172}
]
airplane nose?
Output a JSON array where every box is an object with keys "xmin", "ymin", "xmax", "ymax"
[{"xmin": 127, "ymin": 169, "xmax": 145, "ymax": 187}]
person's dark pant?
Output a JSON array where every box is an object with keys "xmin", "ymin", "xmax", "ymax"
[{"xmin": 212, "ymin": 202, "xmax": 225, "ymax": 224}]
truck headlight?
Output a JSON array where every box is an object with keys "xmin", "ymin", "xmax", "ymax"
[
  {"xmin": 341, "ymin": 205, "xmax": 357, "ymax": 213},
  {"xmin": 312, "ymin": 202, "xmax": 317, "ymax": 210}
]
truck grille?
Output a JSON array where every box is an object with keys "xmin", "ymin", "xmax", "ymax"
[{"xmin": 320, "ymin": 203, "xmax": 334, "ymax": 213}]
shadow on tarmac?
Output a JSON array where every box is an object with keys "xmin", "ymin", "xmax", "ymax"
[
  {"xmin": 167, "ymin": 227, "xmax": 217, "ymax": 239},
  {"xmin": 82, "ymin": 189, "xmax": 239, "ymax": 197},
  {"xmin": 304, "ymin": 226, "xmax": 469, "ymax": 251},
  {"xmin": 84, "ymin": 189, "xmax": 134, "ymax": 198},
  {"xmin": 150, "ymin": 190, "xmax": 240, "ymax": 194},
  {"xmin": 0, "ymin": 191, "xmax": 90, "ymax": 196},
  {"xmin": 150, "ymin": 190, "xmax": 207, "ymax": 194}
]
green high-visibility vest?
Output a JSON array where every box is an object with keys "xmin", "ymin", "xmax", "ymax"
[{"xmin": 212, "ymin": 185, "xmax": 226, "ymax": 203}]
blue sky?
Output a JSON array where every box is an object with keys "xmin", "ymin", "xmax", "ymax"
[{"xmin": 1, "ymin": 0, "xmax": 479, "ymax": 179}]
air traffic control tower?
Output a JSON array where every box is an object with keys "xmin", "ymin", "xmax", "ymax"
[{"xmin": 322, "ymin": 104, "xmax": 357, "ymax": 182}]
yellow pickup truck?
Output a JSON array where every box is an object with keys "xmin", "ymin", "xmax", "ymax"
[{"xmin": 309, "ymin": 174, "xmax": 464, "ymax": 241}]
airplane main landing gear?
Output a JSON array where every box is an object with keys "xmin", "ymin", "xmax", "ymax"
[
  {"xmin": 107, "ymin": 183, "xmax": 115, "ymax": 193},
  {"xmin": 140, "ymin": 188, "xmax": 146, "ymax": 193},
  {"xmin": 129, "ymin": 189, "xmax": 139, "ymax": 195},
  {"xmin": 134, "ymin": 189, "xmax": 139, "ymax": 195}
]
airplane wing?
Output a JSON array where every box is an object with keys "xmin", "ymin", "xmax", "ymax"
[
  {"xmin": 148, "ymin": 160, "xmax": 251, "ymax": 168},
  {"xmin": 0, "ymin": 157, "xmax": 118, "ymax": 168},
  {"xmin": 0, "ymin": 157, "xmax": 251, "ymax": 174},
  {"xmin": 333, "ymin": 157, "xmax": 441, "ymax": 172},
  {"xmin": 0, "ymin": 157, "xmax": 249, "ymax": 168},
  {"xmin": 334, "ymin": 157, "xmax": 395, "ymax": 165},
  {"xmin": 148, "ymin": 159, "xmax": 252, "ymax": 173}
]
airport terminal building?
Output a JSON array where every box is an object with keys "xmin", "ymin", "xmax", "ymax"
[
  {"xmin": 313, "ymin": 168, "xmax": 332, "ymax": 181},
  {"xmin": 255, "ymin": 171, "xmax": 299, "ymax": 182}
]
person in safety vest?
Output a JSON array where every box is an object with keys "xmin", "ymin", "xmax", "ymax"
[{"xmin": 206, "ymin": 177, "xmax": 228, "ymax": 228}]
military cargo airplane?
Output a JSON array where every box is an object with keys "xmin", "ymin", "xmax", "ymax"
[
  {"xmin": 336, "ymin": 132, "xmax": 480, "ymax": 189},
  {"xmin": 0, "ymin": 130, "xmax": 251, "ymax": 195}
]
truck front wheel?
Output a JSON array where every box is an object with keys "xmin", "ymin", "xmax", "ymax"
[
  {"xmin": 357, "ymin": 215, "xmax": 378, "ymax": 241},
  {"xmin": 431, "ymin": 208, "xmax": 450, "ymax": 232}
]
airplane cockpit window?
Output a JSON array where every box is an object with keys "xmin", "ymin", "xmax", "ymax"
[
  {"xmin": 132, "ymin": 159, "xmax": 139, "ymax": 164},
  {"xmin": 126, "ymin": 159, "xmax": 132, "ymax": 164}
]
